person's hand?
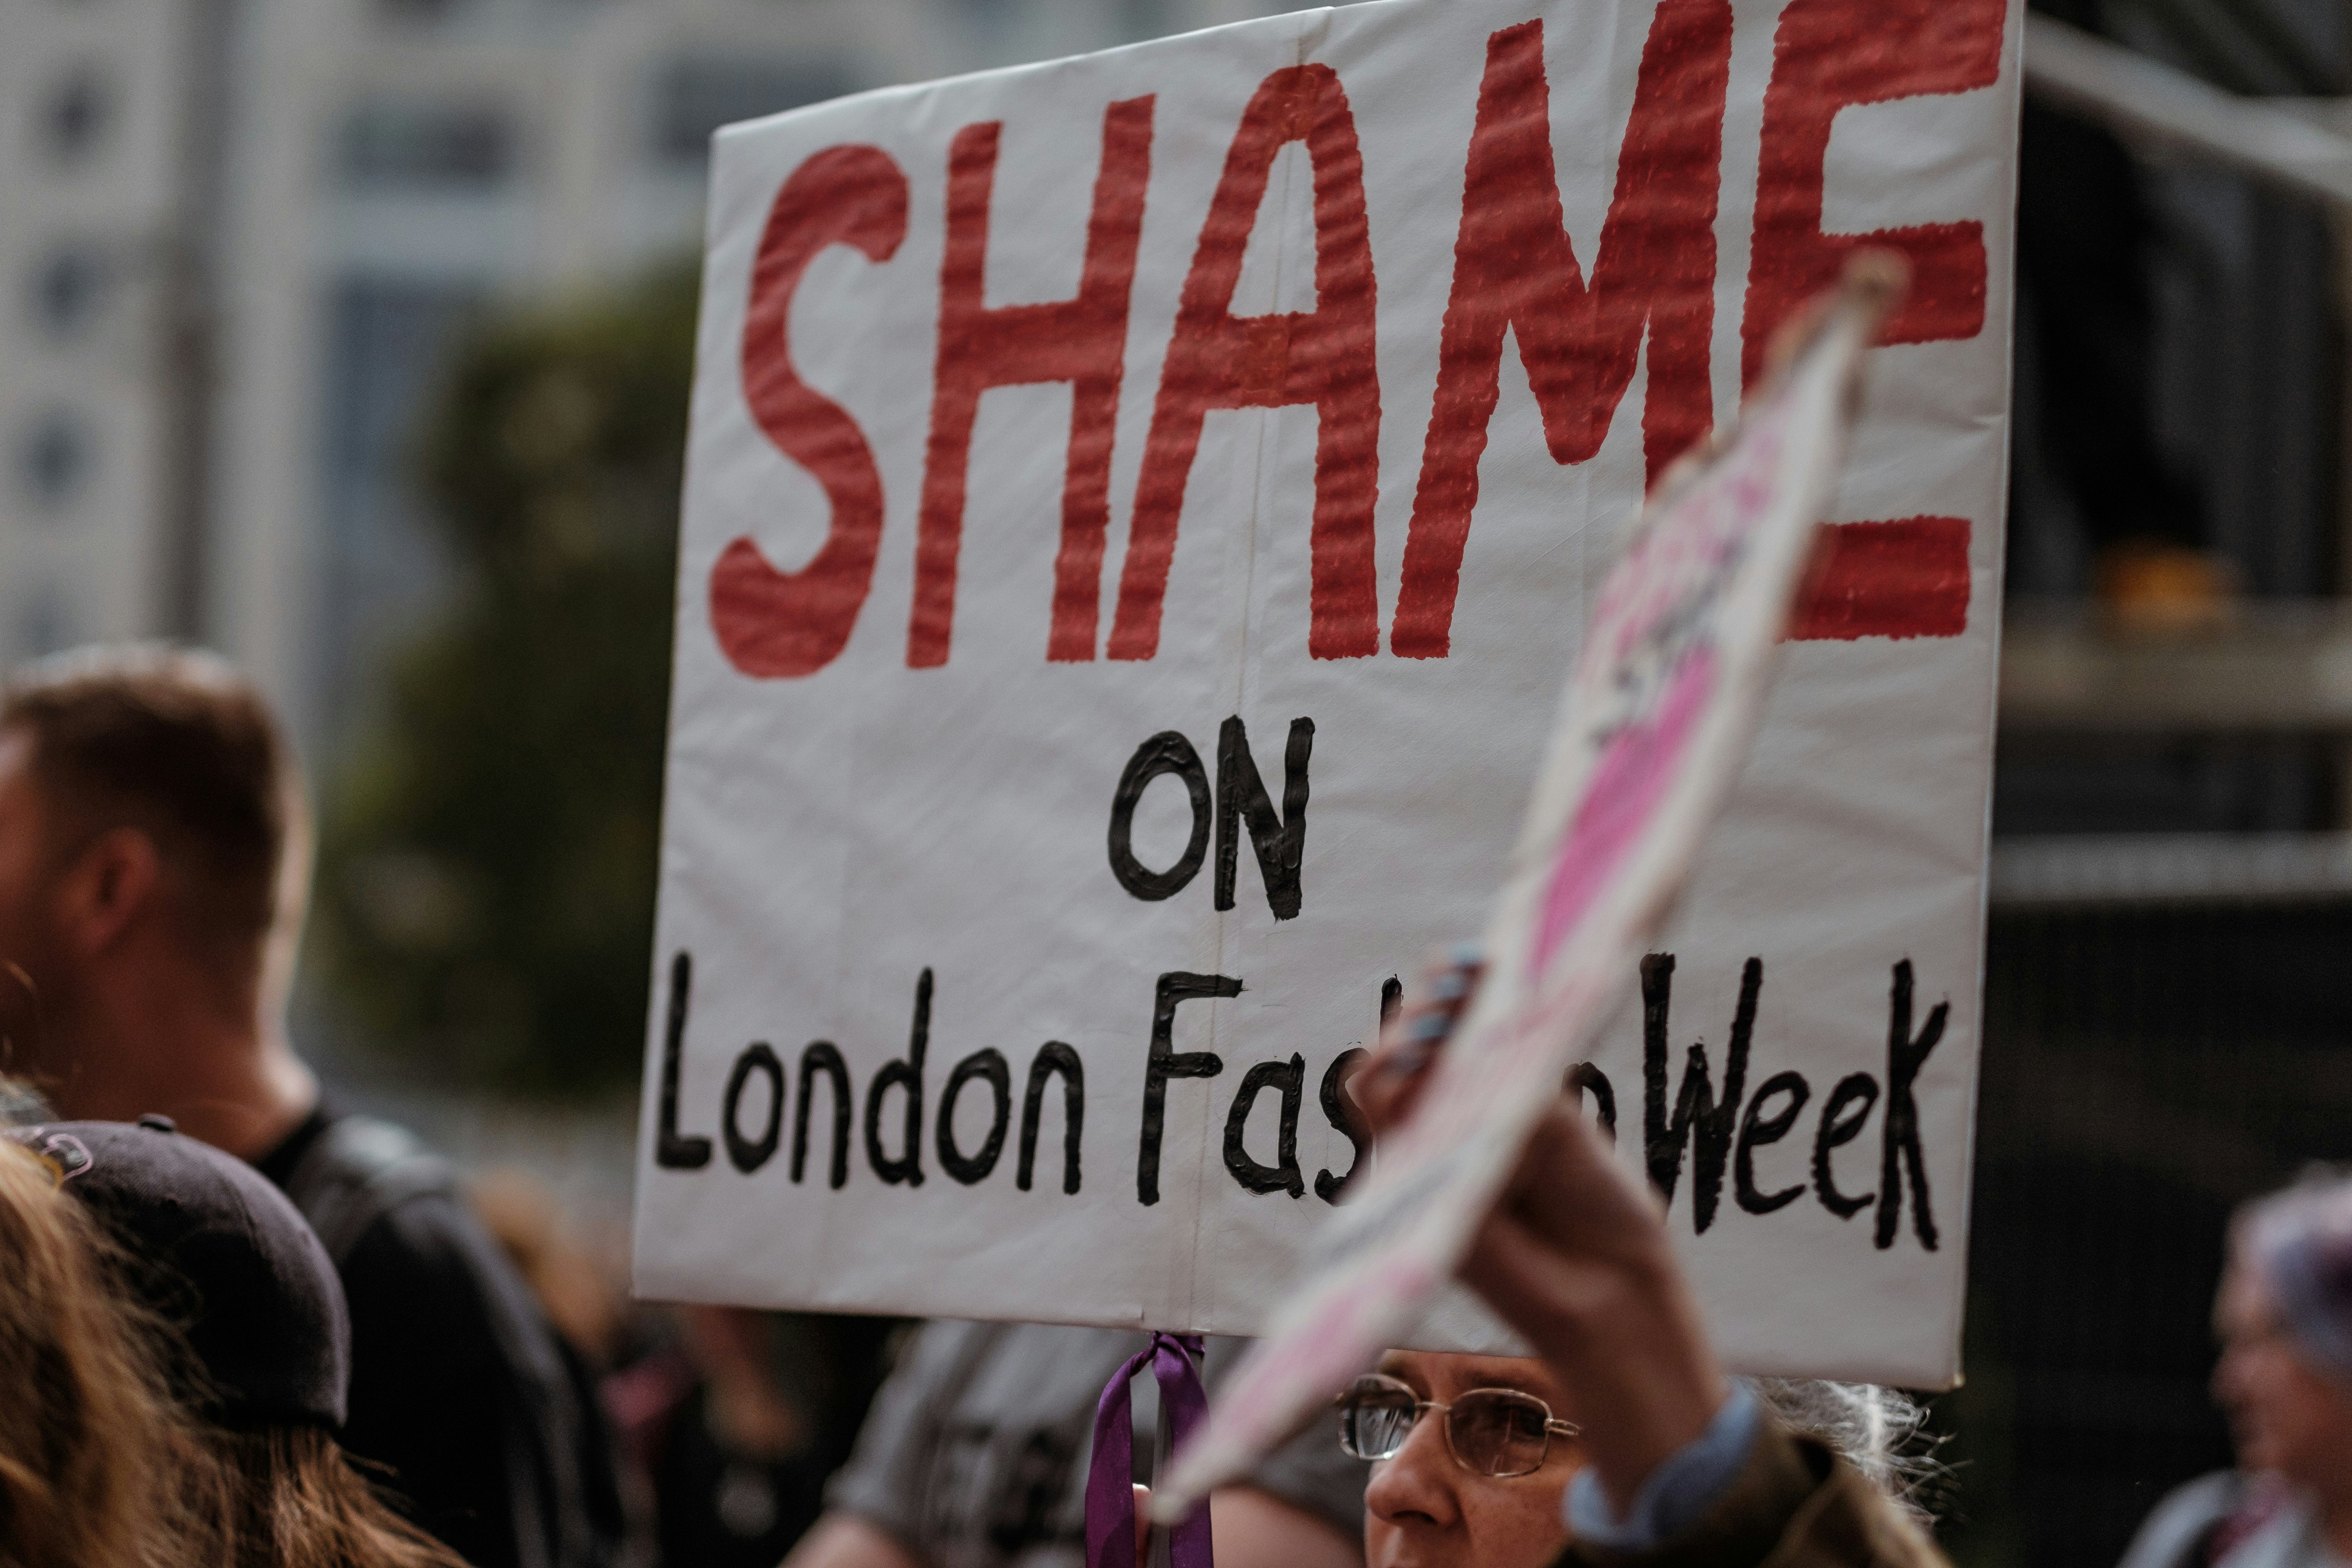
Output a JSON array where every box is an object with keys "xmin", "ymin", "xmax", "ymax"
[
  {"xmin": 1461, "ymin": 1099, "xmax": 1726, "ymax": 1512},
  {"xmin": 1349, "ymin": 945, "xmax": 1484, "ymax": 1134},
  {"xmin": 1349, "ymin": 943, "xmax": 1727, "ymax": 1515}
]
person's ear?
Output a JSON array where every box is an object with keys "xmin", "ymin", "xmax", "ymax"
[{"xmin": 57, "ymin": 827, "xmax": 163, "ymax": 956}]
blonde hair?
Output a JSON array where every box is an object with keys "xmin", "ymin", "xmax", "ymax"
[
  {"xmin": 0, "ymin": 1139, "xmax": 472, "ymax": 1568},
  {"xmin": 0, "ymin": 1139, "xmax": 218, "ymax": 1568},
  {"xmin": 210, "ymin": 1427, "xmax": 471, "ymax": 1568}
]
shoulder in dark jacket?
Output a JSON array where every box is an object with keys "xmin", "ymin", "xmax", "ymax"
[
  {"xmin": 1559, "ymin": 1427, "xmax": 1947, "ymax": 1568},
  {"xmin": 268, "ymin": 1111, "xmax": 622, "ymax": 1568}
]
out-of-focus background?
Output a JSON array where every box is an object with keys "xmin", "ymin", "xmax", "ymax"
[{"xmin": 11, "ymin": 0, "xmax": 2352, "ymax": 1562}]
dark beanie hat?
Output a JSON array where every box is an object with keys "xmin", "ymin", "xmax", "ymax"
[{"xmin": 9, "ymin": 1116, "xmax": 350, "ymax": 1429}]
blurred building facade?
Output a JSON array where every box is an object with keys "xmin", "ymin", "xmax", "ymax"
[
  {"xmin": 0, "ymin": 0, "xmax": 223, "ymax": 659},
  {"xmin": 1, "ymin": 0, "xmax": 1265, "ymax": 762},
  {"xmin": 210, "ymin": 0, "xmax": 905, "ymax": 754}
]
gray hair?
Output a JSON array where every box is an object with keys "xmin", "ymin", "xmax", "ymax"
[{"xmin": 1748, "ymin": 1377, "xmax": 1939, "ymax": 1525}]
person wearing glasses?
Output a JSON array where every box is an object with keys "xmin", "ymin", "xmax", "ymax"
[
  {"xmin": 1338, "ymin": 1350, "xmax": 1932, "ymax": 1568},
  {"xmin": 1339, "ymin": 952, "xmax": 1947, "ymax": 1568},
  {"xmin": 1345, "ymin": 1351, "xmax": 1584, "ymax": 1568}
]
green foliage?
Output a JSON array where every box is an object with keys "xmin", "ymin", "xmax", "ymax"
[{"xmin": 313, "ymin": 264, "xmax": 699, "ymax": 1098}]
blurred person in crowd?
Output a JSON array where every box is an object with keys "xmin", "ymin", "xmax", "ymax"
[
  {"xmin": 784, "ymin": 1321, "xmax": 1367, "ymax": 1568},
  {"xmin": 605, "ymin": 1307, "xmax": 893, "ymax": 1568},
  {"xmin": 6, "ymin": 1115, "xmax": 470, "ymax": 1568},
  {"xmin": 0, "ymin": 1132, "xmax": 215, "ymax": 1568},
  {"xmin": 0, "ymin": 646, "xmax": 619, "ymax": 1568},
  {"xmin": 1344, "ymin": 951, "xmax": 1946, "ymax": 1568},
  {"xmin": 471, "ymin": 1169, "xmax": 628, "ymax": 1369},
  {"xmin": 2118, "ymin": 1172, "xmax": 2352, "ymax": 1568},
  {"xmin": 468, "ymin": 1170, "xmax": 644, "ymax": 1565},
  {"xmin": 467, "ymin": 1162, "xmax": 902, "ymax": 1568}
]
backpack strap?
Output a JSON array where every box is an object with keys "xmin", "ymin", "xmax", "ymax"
[{"xmin": 282, "ymin": 1114, "xmax": 458, "ymax": 1266}]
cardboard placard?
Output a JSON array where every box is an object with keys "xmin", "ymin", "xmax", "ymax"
[{"xmin": 634, "ymin": 0, "xmax": 2019, "ymax": 1389}]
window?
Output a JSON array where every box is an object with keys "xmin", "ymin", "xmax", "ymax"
[
  {"xmin": 38, "ymin": 64, "xmax": 114, "ymax": 167},
  {"xmin": 29, "ymin": 244, "xmax": 113, "ymax": 340},
  {"xmin": 18, "ymin": 409, "xmax": 95, "ymax": 511},
  {"xmin": 317, "ymin": 279, "xmax": 480, "ymax": 741},
  {"xmin": 341, "ymin": 98, "xmax": 516, "ymax": 188},
  {"xmin": 652, "ymin": 58, "xmax": 856, "ymax": 167}
]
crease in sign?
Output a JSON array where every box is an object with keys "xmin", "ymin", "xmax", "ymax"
[
  {"xmin": 1111, "ymin": 15, "xmax": 1381, "ymax": 668},
  {"xmin": 1192, "ymin": 14, "xmax": 1336, "ymax": 1331}
]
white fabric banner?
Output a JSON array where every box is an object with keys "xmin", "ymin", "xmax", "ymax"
[{"xmin": 634, "ymin": 0, "xmax": 2019, "ymax": 1388}]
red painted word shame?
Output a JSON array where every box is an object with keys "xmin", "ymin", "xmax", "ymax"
[{"xmin": 711, "ymin": 13, "xmax": 2001, "ymax": 680}]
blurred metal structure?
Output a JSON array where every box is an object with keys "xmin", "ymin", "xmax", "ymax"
[
  {"xmin": 2025, "ymin": 13, "xmax": 2352, "ymax": 205},
  {"xmin": 2002, "ymin": 598, "xmax": 2352, "ymax": 732},
  {"xmin": 1964, "ymin": 895, "xmax": 2352, "ymax": 1565},
  {"xmin": 1991, "ymin": 827, "xmax": 2352, "ymax": 904},
  {"xmin": 1966, "ymin": 11, "xmax": 2352, "ymax": 1568}
]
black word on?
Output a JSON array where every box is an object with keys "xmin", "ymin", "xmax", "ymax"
[{"xmin": 1107, "ymin": 717, "xmax": 1314, "ymax": 919}]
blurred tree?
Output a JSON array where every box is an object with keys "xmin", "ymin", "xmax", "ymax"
[{"xmin": 313, "ymin": 263, "xmax": 697, "ymax": 1098}]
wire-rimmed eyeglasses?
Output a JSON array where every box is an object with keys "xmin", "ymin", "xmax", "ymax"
[{"xmin": 1336, "ymin": 1373, "xmax": 1581, "ymax": 1478}]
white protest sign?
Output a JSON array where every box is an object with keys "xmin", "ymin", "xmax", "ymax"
[
  {"xmin": 1159, "ymin": 268, "xmax": 1901, "ymax": 1511},
  {"xmin": 634, "ymin": 0, "xmax": 2019, "ymax": 1389}
]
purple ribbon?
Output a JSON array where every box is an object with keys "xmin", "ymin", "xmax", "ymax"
[{"xmin": 1086, "ymin": 1332, "xmax": 1212, "ymax": 1568}]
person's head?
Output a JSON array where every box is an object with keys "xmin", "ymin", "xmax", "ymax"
[
  {"xmin": 8, "ymin": 1118, "xmax": 465, "ymax": 1568},
  {"xmin": 0, "ymin": 1135, "xmax": 217, "ymax": 1568},
  {"xmin": 0, "ymin": 646, "xmax": 309, "ymax": 1110},
  {"xmin": 1354, "ymin": 1351, "xmax": 1580, "ymax": 1568},
  {"xmin": 1351, "ymin": 1351, "xmax": 1931, "ymax": 1568},
  {"xmin": 2215, "ymin": 1173, "xmax": 2352, "ymax": 1494}
]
